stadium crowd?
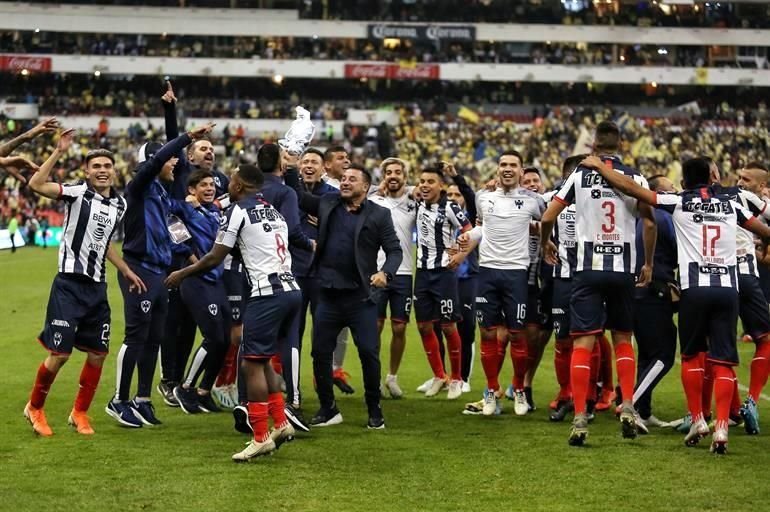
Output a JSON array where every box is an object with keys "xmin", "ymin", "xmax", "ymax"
[{"xmin": 3, "ymin": 30, "xmax": 726, "ymax": 69}]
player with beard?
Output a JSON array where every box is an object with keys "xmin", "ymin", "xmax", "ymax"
[{"xmin": 369, "ymin": 158, "xmax": 417, "ymax": 398}]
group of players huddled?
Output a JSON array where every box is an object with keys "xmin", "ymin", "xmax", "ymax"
[{"xmin": 9, "ymin": 84, "xmax": 770, "ymax": 460}]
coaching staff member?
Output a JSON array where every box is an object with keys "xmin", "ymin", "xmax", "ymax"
[{"xmin": 285, "ymin": 156, "xmax": 402, "ymax": 430}]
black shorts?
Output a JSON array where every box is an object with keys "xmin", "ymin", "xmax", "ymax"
[
  {"xmin": 39, "ymin": 273, "xmax": 111, "ymax": 355},
  {"xmin": 679, "ymin": 286, "xmax": 739, "ymax": 365},
  {"xmin": 525, "ymin": 284, "xmax": 548, "ymax": 327},
  {"xmin": 223, "ymin": 267, "xmax": 248, "ymax": 326},
  {"xmin": 551, "ymin": 278, "xmax": 573, "ymax": 341},
  {"xmin": 539, "ymin": 275, "xmax": 554, "ymax": 331},
  {"xmin": 242, "ymin": 291, "xmax": 302, "ymax": 359},
  {"xmin": 414, "ymin": 269, "xmax": 461, "ymax": 324},
  {"xmin": 376, "ymin": 274, "xmax": 413, "ymax": 323},
  {"xmin": 475, "ymin": 267, "xmax": 528, "ymax": 331},
  {"xmin": 738, "ymin": 274, "xmax": 770, "ymax": 341},
  {"xmin": 570, "ymin": 270, "xmax": 634, "ymax": 335}
]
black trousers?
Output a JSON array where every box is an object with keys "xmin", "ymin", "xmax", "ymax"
[
  {"xmin": 632, "ymin": 283, "xmax": 677, "ymax": 419},
  {"xmin": 312, "ymin": 289, "xmax": 381, "ymax": 415}
]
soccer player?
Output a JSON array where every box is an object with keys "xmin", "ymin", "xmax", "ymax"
[
  {"xmin": 519, "ymin": 167, "xmax": 549, "ymax": 411},
  {"xmin": 369, "ymin": 157, "xmax": 417, "ymax": 398},
  {"xmin": 166, "ymin": 164, "xmax": 301, "ymax": 460},
  {"xmin": 24, "ymin": 129, "xmax": 145, "ymax": 436},
  {"xmin": 107, "ymin": 123, "xmax": 214, "ymax": 428},
  {"xmin": 584, "ymin": 155, "xmax": 770, "ymax": 454},
  {"xmin": 171, "ymin": 170, "xmax": 232, "ymax": 415},
  {"xmin": 542, "ymin": 155, "xmax": 582, "ymax": 422},
  {"xmin": 459, "ymin": 151, "xmax": 545, "ymax": 415},
  {"xmin": 415, "ymin": 164, "xmax": 472, "ymax": 400},
  {"xmin": 713, "ymin": 162, "xmax": 770, "ymax": 434},
  {"xmin": 541, "ymin": 121, "xmax": 657, "ymax": 445},
  {"xmin": 322, "ymin": 146, "xmax": 356, "ymax": 394},
  {"xmin": 632, "ymin": 175, "xmax": 678, "ymax": 430}
]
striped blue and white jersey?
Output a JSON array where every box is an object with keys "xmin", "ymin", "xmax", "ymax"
[
  {"xmin": 712, "ymin": 185, "xmax": 770, "ymax": 277},
  {"xmin": 57, "ymin": 181, "xmax": 126, "ymax": 282},
  {"xmin": 416, "ymin": 195, "xmax": 471, "ymax": 271},
  {"xmin": 544, "ymin": 189, "xmax": 577, "ymax": 279},
  {"xmin": 555, "ymin": 156, "xmax": 648, "ymax": 274},
  {"xmin": 655, "ymin": 187, "xmax": 755, "ymax": 291},
  {"xmin": 216, "ymin": 194, "xmax": 299, "ymax": 298}
]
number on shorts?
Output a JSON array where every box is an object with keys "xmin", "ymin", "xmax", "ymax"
[
  {"xmin": 101, "ymin": 323, "xmax": 111, "ymax": 346},
  {"xmin": 440, "ymin": 299, "xmax": 454, "ymax": 316},
  {"xmin": 516, "ymin": 304, "xmax": 527, "ymax": 322},
  {"xmin": 404, "ymin": 297, "xmax": 413, "ymax": 315}
]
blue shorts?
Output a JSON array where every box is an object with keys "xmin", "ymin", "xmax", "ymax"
[
  {"xmin": 570, "ymin": 270, "xmax": 634, "ymax": 335},
  {"xmin": 679, "ymin": 287, "xmax": 739, "ymax": 365},
  {"xmin": 738, "ymin": 274, "xmax": 770, "ymax": 341},
  {"xmin": 223, "ymin": 267, "xmax": 248, "ymax": 326},
  {"xmin": 180, "ymin": 275, "xmax": 231, "ymax": 347},
  {"xmin": 242, "ymin": 291, "xmax": 302, "ymax": 359},
  {"xmin": 551, "ymin": 278, "xmax": 573, "ymax": 340},
  {"xmin": 414, "ymin": 269, "xmax": 461, "ymax": 324},
  {"xmin": 475, "ymin": 267, "xmax": 528, "ymax": 331},
  {"xmin": 376, "ymin": 274, "xmax": 413, "ymax": 323},
  {"xmin": 39, "ymin": 273, "xmax": 111, "ymax": 355}
]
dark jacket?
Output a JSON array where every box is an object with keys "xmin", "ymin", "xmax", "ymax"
[
  {"xmin": 285, "ymin": 167, "xmax": 402, "ymax": 299},
  {"xmin": 291, "ymin": 179, "xmax": 338, "ymax": 278}
]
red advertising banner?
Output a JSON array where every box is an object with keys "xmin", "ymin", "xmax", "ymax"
[
  {"xmin": 344, "ymin": 63, "xmax": 440, "ymax": 80},
  {"xmin": 0, "ymin": 55, "xmax": 52, "ymax": 72}
]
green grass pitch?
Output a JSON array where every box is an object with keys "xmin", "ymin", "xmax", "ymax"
[{"xmin": 2, "ymin": 247, "xmax": 770, "ymax": 512}]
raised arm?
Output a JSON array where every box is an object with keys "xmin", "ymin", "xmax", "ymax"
[
  {"xmin": 0, "ymin": 117, "xmax": 58, "ymax": 157},
  {"xmin": 162, "ymin": 81, "xmax": 179, "ymax": 139},
  {"xmin": 581, "ymin": 155, "xmax": 656, "ymax": 205},
  {"xmin": 28, "ymin": 128, "xmax": 75, "ymax": 199},
  {"xmin": 283, "ymin": 163, "xmax": 322, "ymax": 216},
  {"xmin": 279, "ymin": 187, "xmax": 314, "ymax": 251}
]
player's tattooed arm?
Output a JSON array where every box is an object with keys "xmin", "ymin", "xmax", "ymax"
[
  {"xmin": 580, "ymin": 155, "xmax": 656, "ymax": 205},
  {"xmin": 107, "ymin": 244, "xmax": 147, "ymax": 294},
  {"xmin": 540, "ymin": 200, "xmax": 565, "ymax": 266}
]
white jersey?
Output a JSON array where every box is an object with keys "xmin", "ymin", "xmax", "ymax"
[
  {"xmin": 555, "ymin": 156, "xmax": 648, "ymax": 274},
  {"xmin": 416, "ymin": 195, "xmax": 471, "ymax": 270},
  {"xmin": 655, "ymin": 188, "xmax": 754, "ymax": 290},
  {"xmin": 57, "ymin": 182, "xmax": 126, "ymax": 282},
  {"xmin": 472, "ymin": 188, "xmax": 545, "ymax": 270},
  {"xmin": 544, "ymin": 189, "xmax": 577, "ymax": 279},
  {"xmin": 713, "ymin": 186, "xmax": 770, "ymax": 277},
  {"xmin": 370, "ymin": 193, "xmax": 417, "ymax": 275},
  {"xmin": 217, "ymin": 195, "xmax": 300, "ymax": 297},
  {"xmin": 323, "ymin": 175, "xmax": 340, "ymax": 189}
]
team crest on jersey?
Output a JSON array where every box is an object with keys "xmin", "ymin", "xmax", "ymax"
[
  {"xmin": 591, "ymin": 189, "xmax": 602, "ymax": 199},
  {"xmin": 232, "ymin": 307, "xmax": 240, "ymax": 321},
  {"xmin": 214, "ymin": 177, "xmax": 222, "ymax": 188},
  {"xmin": 140, "ymin": 300, "xmax": 151, "ymax": 314},
  {"xmin": 407, "ymin": 202, "xmax": 416, "ymax": 212},
  {"xmin": 53, "ymin": 332, "xmax": 62, "ymax": 347},
  {"xmin": 515, "ymin": 199, "xmax": 524, "ymax": 209},
  {"xmin": 693, "ymin": 214, "xmax": 704, "ymax": 224},
  {"xmin": 263, "ymin": 223, "xmax": 273, "ymax": 232},
  {"xmin": 208, "ymin": 304, "xmax": 218, "ymax": 316}
]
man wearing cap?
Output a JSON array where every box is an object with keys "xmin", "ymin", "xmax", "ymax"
[{"xmin": 106, "ymin": 123, "xmax": 214, "ymax": 429}]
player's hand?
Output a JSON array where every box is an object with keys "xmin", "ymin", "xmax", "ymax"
[
  {"xmin": 185, "ymin": 194, "xmax": 200, "ymax": 208},
  {"xmin": 457, "ymin": 232, "xmax": 471, "ymax": 251},
  {"xmin": 164, "ymin": 270, "xmax": 185, "ymax": 289},
  {"xmin": 376, "ymin": 179, "xmax": 387, "ymax": 196},
  {"xmin": 57, "ymin": 128, "xmax": 76, "ymax": 152},
  {"xmin": 370, "ymin": 271, "xmax": 388, "ymax": 288},
  {"xmin": 529, "ymin": 221, "xmax": 540, "ymax": 235},
  {"xmin": 307, "ymin": 214, "xmax": 319, "ymax": 227},
  {"xmin": 311, "ymin": 239, "xmax": 317, "ymax": 253},
  {"xmin": 441, "ymin": 160, "xmax": 457, "ymax": 177},
  {"xmin": 543, "ymin": 240, "xmax": 559, "ymax": 266},
  {"xmin": 281, "ymin": 149, "xmax": 299, "ymax": 172},
  {"xmin": 636, "ymin": 263, "xmax": 653, "ymax": 288},
  {"xmin": 0, "ymin": 157, "xmax": 38, "ymax": 183},
  {"xmin": 161, "ymin": 80, "xmax": 177, "ymax": 104},
  {"xmin": 188, "ymin": 123, "xmax": 215, "ymax": 140},
  {"xmin": 124, "ymin": 269, "xmax": 148, "ymax": 294},
  {"xmin": 485, "ymin": 178, "xmax": 498, "ymax": 191},
  {"xmin": 447, "ymin": 251, "xmax": 466, "ymax": 270},
  {"xmin": 30, "ymin": 117, "xmax": 59, "ymax": 137},
  {"xmin": 580, "ymin": 155, "xmax": 606, "ymax": 172}
]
